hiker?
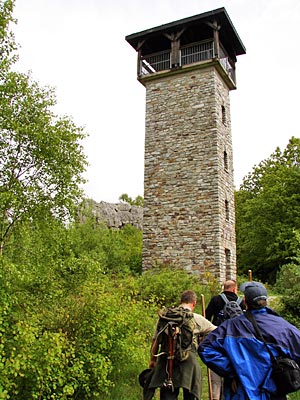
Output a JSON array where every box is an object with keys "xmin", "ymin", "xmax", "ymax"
[
  {"xmin": 198, "ymin": 281, "xmax": 300, "ymax": 400},
  {"xmin": 205, "ymin": 280, "xmax": 246, "ymax": 325},
  {"xmin": 205, "ymin": 280, "xmax": 246, "ymax": 400},
  {"xmin": 145, "ymin": 290, "xmax": 216, "ymax": 400}
]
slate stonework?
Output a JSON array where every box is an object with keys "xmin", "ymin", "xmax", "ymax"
[
  {"xmin": 141, "ymin": 66, "xmax": 236, "ymax": 282},
  {"xmin": 85, "ymin": 200, "xmax": 143, "ymax": 231}
]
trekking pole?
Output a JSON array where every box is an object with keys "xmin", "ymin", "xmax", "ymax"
[
  {"xmin": 201, "ymin": 294, "xmax": 213, "ymax": 400},
  {"xmin": 165, "ymin": 323, "xmax": 176, "ymax": 391},
  {"xmin": 248, "ymin": 269, "xmax": 252, "ymax": 281}
]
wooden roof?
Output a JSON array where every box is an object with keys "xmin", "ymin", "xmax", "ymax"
[{"xmin": 125, "ymin": 8, "xmax": 246, "ymax": 59}]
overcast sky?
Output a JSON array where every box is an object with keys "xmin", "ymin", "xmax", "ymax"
[{"xmin": 12, "ymin": 0, "xmax": 300, "ymax": 203}]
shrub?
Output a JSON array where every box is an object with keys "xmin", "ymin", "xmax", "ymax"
[
  {"xmin": 137, "ymin": 265, "xmax": 217, "ymax": 313},
  {"xmin": 274, "ymin": 263, "xmax": 300, "ymax": 327}
]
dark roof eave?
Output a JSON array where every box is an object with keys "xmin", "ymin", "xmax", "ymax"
[{"xmin": 125, "ymin": 7, "xmax": 246, "ymax": 56}]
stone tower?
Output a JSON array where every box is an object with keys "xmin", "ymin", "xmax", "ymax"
[{"xmin": 126, "ymin": 8, "xmax": 245, "ymax": 282}]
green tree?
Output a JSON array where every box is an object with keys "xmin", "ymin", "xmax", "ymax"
[
  {"xmin": 119, "ymin": 193, "xmax": 144, "ymax": 207},
  {"xmin": 68, "ymin": 218, "xmax": 143, "ymax": 275},
  {"xmin": 235, "ymin": 137, "xmax": 300, "ymax": 282},
  {"xmin": 0, "ymin": 2, "xmax": 88, "ymax": 255},
  {"xmin": 0, "ymin": 0, "xmax": 17, "ymax": 73}
]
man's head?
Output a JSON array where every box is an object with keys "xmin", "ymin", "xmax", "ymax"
[
  {"xmin": 180, "ymin": 290, "xmax": 197, "ymax": 309},
  {"xmin": 240, "ymin": 281, "xmax": 268, "ymax": 310},
  {"xmin": 223, "ymin": 280, "xmax": 237, "ymax": 293}
]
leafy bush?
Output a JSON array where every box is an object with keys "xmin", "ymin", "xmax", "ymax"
[
  {"xmin": 136, "ymin": 265, "xmax": 218, "ymax": 319},
  {"xmin": 235, "ymin": 138, "xmax": 300, "ymax": 283},
  {"xmin": 0, "ymin": 249, "xmax": 218, "ymax": 400},
  {"xmin": 274, "ymin": 263, "xmax": 300, "ymax": 327},
  {"xmin": 2, "ymin": 212, "xmax": 300, "ymax": 399},
  {"xmin": 68, "ymin": 218, "xmax": 142, "ymax": 275},
  {"xmin": 0, "ymin": 252, "xmax": 156, "ymax": 399}
]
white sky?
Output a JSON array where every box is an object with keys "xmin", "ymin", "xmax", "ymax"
[{"xmin": 13, "ymin": 0, "xmax": 300, "ymax": 203}]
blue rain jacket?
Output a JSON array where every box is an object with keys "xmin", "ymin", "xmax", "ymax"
[{"xmin": 198, "ymin": 307, "xmax": 300, "ymax": 400}]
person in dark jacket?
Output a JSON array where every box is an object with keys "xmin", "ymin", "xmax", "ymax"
[
  {"xmin": 205, "ymin": 280, "xmax": 246, "ymax": 325},
  {"xmin": 198, "ymin": 281, "xmax": 300, "ymax": 400},
  {"xmin": 146, "ymin": 290, "xmax": 216, "ymax": 400},
  {"xmin": 205, "ymin": 280, "xmax": 246, "ymax": 399}
]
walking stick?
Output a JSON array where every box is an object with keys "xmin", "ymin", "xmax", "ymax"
[
  {"xmin": 165, "ymin": 323, "xmax": 176, "ymax": 391},
  {"xmin": 248, "ymin": 269, "xmax": 252, "ymax": 281},
  {"xmin": 201, "ymin": 294, "xmax": 213, "ymax": 400}
]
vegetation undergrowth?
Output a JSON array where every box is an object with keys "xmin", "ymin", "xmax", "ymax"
[
  {"xmin": 1, "ymin": 1, "xmax": 300, "ymax": 398},
  {"xmin": 0, "ymin": 238, "xmax": 216, "ymax": 399},
  {"xmin": 1, "ymin": 222, "xmax": 298, "ymax": 400}
]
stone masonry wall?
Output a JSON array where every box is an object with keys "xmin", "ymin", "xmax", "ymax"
[
  {"xmin": 85, "ymin": 199, "xmax": 143, "ymax": 230},
  {"xmin": 142, "ymin": 64, "xmax": 236, "ymax": 282}
]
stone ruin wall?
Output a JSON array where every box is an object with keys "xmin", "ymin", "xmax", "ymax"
[{"xmin": 86, "ymin": 199, "xmax": 143, "ymax": 230}]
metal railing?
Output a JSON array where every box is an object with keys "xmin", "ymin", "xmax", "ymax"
[
  {"xmin": 139, "ymin": 40, "xmax": 235, "ymax": 83},
  {"xmin": 140, "ymin": 51, "xmax": 171, "ymax": 75},
  {"xmin": 220, "ymin": 57, "xmax": 235, "ymax": 83},
  {"xmin": 181, "ymin": 40, "xmax": 214, "ymax": 66}
]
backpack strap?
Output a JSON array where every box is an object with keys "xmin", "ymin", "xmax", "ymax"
[
  {"xmin": 245, "ymin": 311, "xmax": 276, "ymax": 363},
  {"xmin": 220, "ymin": 293, "xmax": 243, "ymax": 306},
  {"xmin": 219, "ymin": 293, "xmax": 229, "ymax": 304}
]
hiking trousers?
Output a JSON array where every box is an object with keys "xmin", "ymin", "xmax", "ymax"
[
  {"xmin": 160, "ymin": 387, "xmax": 198, "ymax": 400},
  {"xmin": 210, "ymin": 369, "xmax": 224, "ymax": 400}
]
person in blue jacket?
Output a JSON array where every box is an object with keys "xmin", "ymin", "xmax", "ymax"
[{"xmin": 198, "ymin": 281, "xmax": 300, "ymax": 400}]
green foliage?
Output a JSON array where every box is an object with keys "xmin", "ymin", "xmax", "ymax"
[
  {"xmin": 68, "ymin": 217, "xmax": 143, "ymax": 275},
  {"xmin": 1, "ymin": 3, "xmax": 299, "ymax": 399},
  {"xmin": 276, "ymin": 262, "xmax": 300, "ymax": 293},
  {"xmin": 0, "ymin": 70, "xmax": 88, "ymax": 253},
  {"xmin": 0, "ymin": 0, "xmax": 88, "ymax": 254},
  {"xmin": 0, "ymin": 216, "xmax": 221, "ymax": 400},
  {"xmin": 119, "ymin": 193, "xmax": 144, "ymax": 207},
  {"xmin": 274, "ymin": 262, "xmax": 300, "ymax": 327},
  {"xmin": 0, "ymin": 0, "xmax": 17, "ymax": 73},
  {"xmin": 278, "ymin": 293, "xmax": 300, "ymax": 327},
  {"xmin": 235, "ymin": 137, "xmax": 300, "ymax": 282},
  {"xmin": 0, "ymin": 257, "xmax": 155, "ymax": 398},
  {"xmin": 0, "ymin": 261, "xmax": 104, "ymax": 398},
  {"xmin": 1, "ymin": 209, "xmax": 300, "ymax": 399},
  {"xmin": 0, "ymin": 208, "xmax": 145, "ymax": 399},
  {"xmin": 137, "ymin": 265, "xmax": 216, "ymax": 313},
  {"xmin": 5, "ymin": 213, "xmax": 69, "ymax": 269},
  {"xmin": 98, "ymin": 224, "xmax": 142, "ymax": 274}
]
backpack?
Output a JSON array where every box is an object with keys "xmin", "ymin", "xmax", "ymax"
[
  {"xmin": 245, "ymin": 311, "xmax": 300, "ymax": 395},
  {"xmin": 216, "ymin": 293, "xmax": 243, "ymax": 322},
  {"xmin": 154, "ymin": 306, "xmax": 196, "ymax": 363}
]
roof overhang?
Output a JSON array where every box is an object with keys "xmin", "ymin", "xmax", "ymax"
[{"xmin": 126, "ymin": 8, "xmax": 246, "ymax": 58}]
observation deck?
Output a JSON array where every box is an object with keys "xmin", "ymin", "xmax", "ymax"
[{"xmin": 126, "ymin": 8, "xmax": 246, "ymax": 89}]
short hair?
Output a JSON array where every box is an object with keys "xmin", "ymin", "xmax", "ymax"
[
  {"xmin": 223, "ymin": 280, "xmax": 237, "ymax": 291},
  {"xmin": 180, "ymin": 290, "xmax": 197, "ymax": 304}
]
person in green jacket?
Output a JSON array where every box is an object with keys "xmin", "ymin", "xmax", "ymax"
[{"xmin": 145, "ymin": 290, "xmax": 216, "ymax": 400}]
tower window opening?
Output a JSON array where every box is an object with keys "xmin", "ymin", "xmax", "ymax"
[
  {"xmin": 225, "ymin": 248, "xmax": 231, "ymax": 279},
  {"xmin": 224, "ymin": 151, "xmax": 228, "ymax": 171},
  {"xmin": 225, "ymin": 248, "xmax": 231, "ymax": 266},
  {"xmin": 225, "ymin": 199, "xmax": 229, "ymax": 221},
  {"xmin": 222, "ymin": 105, "xmax": 226, "ymax": 125}
]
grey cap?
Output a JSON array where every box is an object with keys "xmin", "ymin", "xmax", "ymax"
[{"xmin": 240, "ymin": 281, "xmax": 268, "ymax": 304}]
